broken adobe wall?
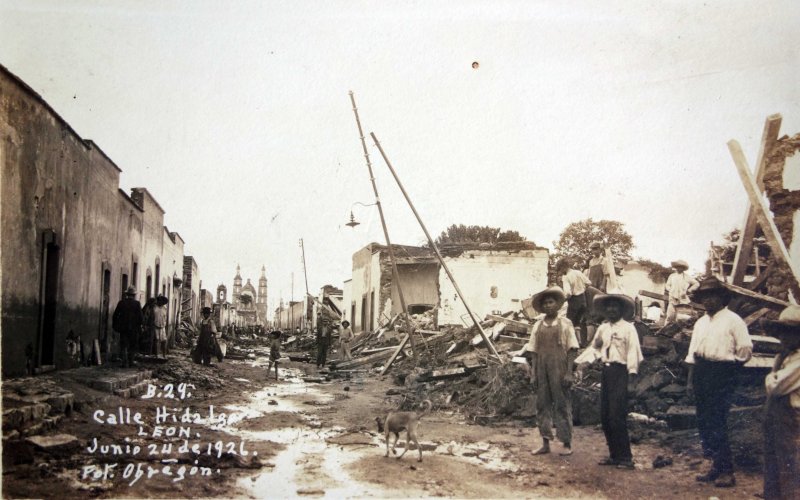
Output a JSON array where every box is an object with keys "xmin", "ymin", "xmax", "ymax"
[
  {"xmin": 438, "ymin": 248, "xmax": 549, "ymax": 325},
  {"xmin": 389, "ymin": 263, "xmax": 440, "ymax": 317},
  {"xmin": 619, "ymin": 261, "xmax": 666, "ymax": 301},
  {"xmin": 762, "ymin": 132, "xmax": 800, "ymax": 301},
  {"xmin": 0, "ymin": 67, "xmax": 148, "ymax": 377}
]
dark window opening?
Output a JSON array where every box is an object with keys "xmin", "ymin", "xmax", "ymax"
[{"xmin": 39, "ymin": 238, "xmax": 59, "ymax": 367}]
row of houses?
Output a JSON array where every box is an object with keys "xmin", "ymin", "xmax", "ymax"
[{"xmin": 0, "ymin": 65, "xmax": 211, "ymax": 378}]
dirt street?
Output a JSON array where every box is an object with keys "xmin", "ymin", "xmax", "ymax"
[{"xmin": 3, "ymin": 352, "xmax": 765, "ymax": 499}]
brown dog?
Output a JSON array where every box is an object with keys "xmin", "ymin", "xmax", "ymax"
[{"xmin": 375, "ymin": 399, "xmax": 432, "ymax": 462}]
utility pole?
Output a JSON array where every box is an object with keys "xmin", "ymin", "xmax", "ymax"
[
  {"xmin": 299, "ymin": 238, "xmax": 310, "ymax": 330},
  {"xmin": 349, "ymin": 91, "xmax": 418, "ymax": 359}
]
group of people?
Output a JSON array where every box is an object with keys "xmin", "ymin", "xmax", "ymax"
[
  {"xmin": 111, "ymin": 286, "xmax": 169, "ymax": 367},
  {"xmin": 313, "ymin": 319, "xmax": 354, "ymax": 368},
  {"xmin": 524, "ymin": 245, "xmax": 800, "ymax": 497}
]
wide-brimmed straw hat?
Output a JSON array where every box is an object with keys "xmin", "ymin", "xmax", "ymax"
[
  {"xmin": 593, "ymin": 292, "xmax": 635, "ymax": 321},
  {"xmin": 531, "ymin": 287, "xmax": 567, "ymax": 313},
  {"xmin": 762, "ymin": 305, "xmax": 800, "ymax": 336},
  {"xmin": 690, "ymin": 277, "xmax": 731, "ymax": 303},
  {"xmin": 671, "ymin": 260, "xmax": 689, "ymax": 270}
]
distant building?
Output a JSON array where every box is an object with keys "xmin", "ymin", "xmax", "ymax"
[{"xmin": 232, "ymin": 264, "xmax": 267, "ymax": 326}]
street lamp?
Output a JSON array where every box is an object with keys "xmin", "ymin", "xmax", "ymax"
[{"xmin": 345, "ymin": 201, "xmax": 377, "ymax": 228}]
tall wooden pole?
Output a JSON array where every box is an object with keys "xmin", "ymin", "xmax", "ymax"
[
  {"xmin": 348, "ymin": 92, "xmax": 418, "ymax": 359},
  {"xmin": 370, "ymin": 132, "xmax": 501, "ymax": 360}
]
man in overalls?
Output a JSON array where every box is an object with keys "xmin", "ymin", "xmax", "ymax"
[
  {"xmin": 762, "ymin": 305, "xmax": 800, "ymax": 499},
  {"xmin": 520, "ymin": 287, "xmax": 580, "ymax": 456}
]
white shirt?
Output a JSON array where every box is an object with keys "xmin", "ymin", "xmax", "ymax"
[
  {"xmin": 765, "ymin": 349, "xmax": 800, "ymax": 408},
  {"xmin": 562, "ymin": 269, "xmax": 591, "ymax": 297},
  {"xmin": 685, "ymin": 307, "xmax": 753, "ymax": 364},
  {"xmin": 665, "ymin": 272, "xmax": 699, "ymax": 305},
  {"xmin": 594, "ymin": 319, "xmax": 643, "ymax": 374},
  {"xmin": 645, "ymin": 306, "xmax": 662, "ymax": 322}
]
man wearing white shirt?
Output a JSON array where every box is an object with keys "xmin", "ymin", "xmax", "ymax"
[
  {"xmin": 665, "ymin": 260, "xmax": 699, "ymax": 324},
  {"xmin": 559, "ymin": 258, "xmax": 592, "ymax": 346},
  {"xmin": 685, "ymin": 277, "xmax": 752, "ymax": 488},
  {"xmin": 581, "ymin": 292, "xmax": 642, "ymax": 470}
]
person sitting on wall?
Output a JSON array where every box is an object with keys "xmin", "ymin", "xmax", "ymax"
[{"xmin": 112, "ymin": 286, "xmax": 143, "ymax": 368}]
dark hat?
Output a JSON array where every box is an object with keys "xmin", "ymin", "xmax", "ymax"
[
  {"xmin": 342, "ymin": 320, "xmax": 350, "ymax": 327},
  {"xmin": 201, "ymin": 306, "xmax": 212, "ymax": 314},
  {"xmin": 762, "ymin": 305, "xmax": 800, "ymax": 336},
  {"xmin": 593, "ymin": 293, "xmax": 635, "ymax": 321},
  {"xmin": 690, "ymin": 277, "xmax": 731, "ymax": 300},
  {"xmin": 589, "ymin": 241, "xmax": 603, "ymax": 250},
  {"xmin": 531, "ymin": 287, "xmax": 566, "ymax": 313},
  {"xmin": 670, "ymin": 259, "xmax": 689, "ymax": 270},
  {"xmin": 156, "ymin": 295, "xmax": 169, "ymax": 306},
  {"xmin": 125, "ymin": 286, "xmax": 137, "ymax": 296},
  {"xmin": 270, "ymin": 329, "xmax": 282, "ymax": 338}
]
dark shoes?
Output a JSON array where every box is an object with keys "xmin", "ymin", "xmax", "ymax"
[
  {"xmin": 696, "ymin": 470, "xmax": 720, "ymax": 483},
  {"xmin": 598, "ymin": 458, "xmax": 618, "ymax": 466},
  {"xmin": 616, "ymin": 460, "xmax": 635, "ymax": 470},
  {"xmin": 714, "ymin": 473, "xmax": 736, "ymax": 488}
]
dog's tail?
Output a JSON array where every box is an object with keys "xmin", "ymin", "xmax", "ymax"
[{"xmin": 417, "ymin": 399, "xmax": 432, "ymax": 418}]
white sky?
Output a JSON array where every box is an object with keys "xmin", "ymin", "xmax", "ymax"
[{"xmin": 2, "ymin": 1, "xmax": 798, "ymax": 316}]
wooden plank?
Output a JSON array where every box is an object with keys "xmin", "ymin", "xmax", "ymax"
[
  {"xmin": 638, "ymin": 290, "xmax": 705, "ymax": 311},
  {"xmin": 722, "ymin": 282, "xmax": 790, "ymax": 309},
  {"xmin": 430, "ymin": 367, "xmax": 468, "ymax": 379},
  {"xmin": 335, "ymin": 348, "xmax": 396, "ymax": 370},
  {"xmin": 731, "ymin": 114, "xmax": 783, "ymax": 286},
  {"xmin": 729, "ymin": 138, "xmax": 800, "ymax": 302},
  {"xmin": 744, "ymin": 355, "xmax": 775, "ymax": 369},
  {"xmin": 746, "ymin": 261, "xmax": 774, "ymax": 291},
  {"xmin": 497, "ymin": 335, "xmax": 527, "ymax": 344},
  {"xmin": 379, "ymin": 334, "xmax": 410, "ymax": 375},
  {"xmin": 486, "ymin": 314, "xmax": 530, "ymax": 329},
  {"xmin": 742, "ymin": 307, "xmax": 770, "ymax": 326}
]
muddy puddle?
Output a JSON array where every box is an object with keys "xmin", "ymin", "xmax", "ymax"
[{"xmin": 216, "ymin": 366, "xmax": 522, "ymax": 498}]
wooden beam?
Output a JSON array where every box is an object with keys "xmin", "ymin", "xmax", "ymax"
[
  {"xmin": 379, "ymin": 334, "xmax": 410, "ymax": 375},
  {"xmin": 486, "ymin": 314, "xmax": 531, "ymax": 330},
  {"xmin": 637, "ymin": 290, "xmax": 705, "ymax": 311},
  {"xmin": 742, "ymin": 307, "xmax": 770, "ymax": 326},
  {"xmin": 729, "ymin": 138, "xmax": 800, "ymax": 302},
  {"xmin": 730, "ymin": 114, "xmax": 782, "ymax": 285},
  {"xmin": 336, "ymin": 347, "xmax": 397, "ymax": 370},
  {"xmin": 722, "ymin": 282, "xmax": 790, "ymax": 309},
  {"xmin": 746, "ymin": 261, "xmax": 774, "ymax": 291}
]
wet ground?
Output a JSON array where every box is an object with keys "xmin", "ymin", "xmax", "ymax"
[{"xmin": 2, "ymin": 352, "xmax": 768, "ymax": 498}]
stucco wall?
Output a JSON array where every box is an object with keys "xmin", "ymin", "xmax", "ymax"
[
  {"xmin": 618, "ymin": 262, "xmax": 665, "ymax": 300},
  {"xmin": 390, "ymin": 263, "xmax": 440, "ymax": 316},
  {"xmin": 437, "ymin": 249, "xmax": 549, "ymax": 326}
]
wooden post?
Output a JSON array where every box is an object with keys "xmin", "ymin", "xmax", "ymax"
[
  {"xmin": 730, "ymin": 114, "xmax": 782, "ymax": 285},
  {"xmin": 728, "ymin": 139, "xmax": 800, "ymax": 302},
  {"xmin": 370, "ymin": 132, "xmax": 502, "ymax": 360}
]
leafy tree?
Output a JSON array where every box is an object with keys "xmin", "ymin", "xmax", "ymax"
[
  {"xmin": 552, "ymin": 218, "xmax": 634, "ymax": 269},
  {"xmin": 434, "ymin": 224, "xmax": 527, "ymax": 246},
  {"xmin": 635, "ymin": 258, "xmax": 673, "ymax": 283}
]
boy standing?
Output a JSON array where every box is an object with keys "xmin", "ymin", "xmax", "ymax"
[
  {"xmin": 519, "ymin": 287, "xmax": 580, "ymax": 456},
  {"xmin": 266, "ymin": 330, "xmax": 282, "ymax": 380},
  {"xmin": 582, "ymin": 292, "xmax": 642, "ymax": 469}
]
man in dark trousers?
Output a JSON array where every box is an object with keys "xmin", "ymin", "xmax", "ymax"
[
  {"xmin": 112, "ymin": 286, "xmax": 143, "ymax": 368},
  {"xmin": 685, "ymin": 277, "xmax": 753, "ymax": 488},
  {"xmin": 316, "ymin": 319, "xmax": 332, "ymax": 368}
]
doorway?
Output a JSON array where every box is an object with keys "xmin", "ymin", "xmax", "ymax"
[{"xmin": 38, "ymin": 233, "xmax": 59, "ymax": 368}]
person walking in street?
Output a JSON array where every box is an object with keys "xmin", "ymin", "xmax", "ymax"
[
  {"xmin": 664, "ymin": 260, "xmax": 699, "ymax": 324},
  {"xmin": 112, "ymin": 286, "xmax": 143, "ymax": 368},
  {"xmin": 585, "ymin": 241, "xmax": 610, "ymax": 293},
  {"xmin": 581, "ymin": 291, "xmax": 642, "ymax": 469},
  {"xmin": 316, "ymin": 319, "xmax": 332, "ymax": 368},
  {"xmin": 761, "ymin": 305, "xmax": 800, "ymax": 499},
  {"xmin": 266, "ymin": 330, "xmax": 282, "ymax": 380},
  {"xmin": 559, "ymin": 258, "xmax": 592, "ymax": 346},
  {"xmin": 197, "ymin": 307, "xmax": 218, "ymax": 366},
  {"xmin": 153, "ymin": 295, "xmax": 168, "ymax": 358},
  {"xmin": 519, "ymin": 287, "xmax": 580, "ymax": 456},
  {"xmin": 339, "ymin": 320, "xmax": 354, "ymax": 361},
  {"xmin": 685, "ymin": 277, "xmax": 753, "ymax": 488}
]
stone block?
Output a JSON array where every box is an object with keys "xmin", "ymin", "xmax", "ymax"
[
  {"xmin": 46, "ymin": 393, "xmax": 74, "ymax": 415},
  {"xmin": 114, "ymin": 388, "xmax": 131, "ymax": 398},
  {"xmin": 666, "ymin": 405, "xmax": 696, "ymax": 430},
  {"xmin": 572, "ymin": 389, "xmax": 601, "ymax": 426},
  {"xmin": 91, "ymin": 379, "xmax": 117, "ymax": 393},
  {"xmin": 634, "ymin": 371, "xmax": 674, "ymax": 397},
  {"xmin": 26, "ymin": 434, "xmax": 80, "ymax": 453}
]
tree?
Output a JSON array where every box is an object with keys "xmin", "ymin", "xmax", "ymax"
[
  {"xmin": 552, "ymin": 218, "xmax": 634, "ymax": 268},
  {"xmin": 434, "ymin": 224, "xmax": 527, "ymax": 246}
]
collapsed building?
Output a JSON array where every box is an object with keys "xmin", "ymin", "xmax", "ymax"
[
  {"xmin": 0, "ymin": 65, "xmax": 193, "ymax": 377},
  {"xmin": 341, "ymin": 241, "xmax": 549, "ymax": 333}
]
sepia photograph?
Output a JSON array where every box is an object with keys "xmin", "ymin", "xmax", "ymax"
[{"xmin": 1, "ymin": 1, "xmax": 799, "ymax": 498}]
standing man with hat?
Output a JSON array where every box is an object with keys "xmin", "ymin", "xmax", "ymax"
[
  {"xmin": 585, "ymin": 241, "xmax": 610, "ymax": 293},
  {"xmin": 664, "ymin": 259, "xmax": 699, "ymax": 324},
  {"xmin": 518, "ymin": 287, "xmax": 580, "ymax": 455},
  {"xmin": 582, "ymin": 291, "xmax": 642, "ymax": 469},
  {"xmin": 339, "ymin": 320, "xmax": 354, "ymax": 361},
  {"xmin": 558, "ymin": 258, "xmax": 592, "ymax": 346},
  {"xmin": 112, "ymin": 286, "xmax": 143, "ymax": 368},
  {"xmin": 197, "ymin": 306, "xmax": 218, "ymax": 366},
  {"xmin": 153, "ymin": 295, "xmax": 169, "ymax": 359},
  {"xmin": 762, "ymin": 305, "xmax": 800, "ymax": 499},
  {"xmin": 685, "ymin": 277, "xmax": 752, "ymax": 487}
]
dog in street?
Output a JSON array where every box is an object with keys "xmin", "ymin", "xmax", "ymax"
[{"xmin": 375, "ymin": 399, "xmax": 432, "ymax": 462}]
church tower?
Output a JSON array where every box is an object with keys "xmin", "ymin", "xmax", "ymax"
[
  {"xmin": 217, "ymin": 284, "xmax": 227, "ymax": 303},
  {"xmin": 257, "ymin": 265, "xmax": 268, "ymax": 323},
  {"xmin": 233, "ymin": 264, "xmax": 242, "ymax": 303}
]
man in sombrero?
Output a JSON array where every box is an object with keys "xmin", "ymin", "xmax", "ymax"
[
  {"xmin": 685, "ymin": 277, "xmax": 752, "ymax": 488},
  {"xmin": 519, "ymin": 287, "xmax": 580, "ymax": 456},
  {"xmin": 586, "ymin": 290, "xmax": 642, "ymax": 469},
  {"xmin": 665, "ymin": 259, "xmax": 699, "ymax": 324},
  {"xmin": 761, "ymin": 305, "xmax": 800, "ymax": 499}
]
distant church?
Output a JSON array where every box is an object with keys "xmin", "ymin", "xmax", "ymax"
[{"xmin": 229, "ymin": 264, "xmax": 268, "ymax": 326}]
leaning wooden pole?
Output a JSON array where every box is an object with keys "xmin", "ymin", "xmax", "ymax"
[
  {"xmin": 370, "ymin": 132, "xmax": 502, "ymax": 360},
  {"xmin": 348, "ymin": 92, "xmax": 418, "ymax": 361}
]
